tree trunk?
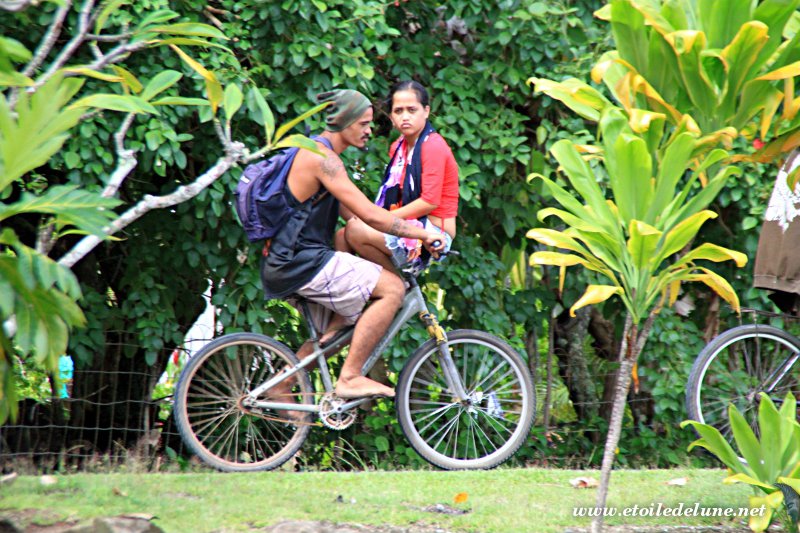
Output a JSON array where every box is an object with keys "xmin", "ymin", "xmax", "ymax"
[
  {"xmin": 554, "ymin": 307, "xmax": 599, "ymax": 422},
  {"xmin": 591, "ymin": 313, "xmax": 656, "ymax": 533}
]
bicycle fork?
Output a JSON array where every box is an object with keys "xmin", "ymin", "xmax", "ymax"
[
  {"xmin": 419, "ymin": 311, "xmax": 469, "ymax": 402},
  {"xmin": 359, "ymin": 286, "xmax": 469, "ymax": 402}
]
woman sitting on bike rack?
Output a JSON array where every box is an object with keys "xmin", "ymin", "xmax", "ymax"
[
  {"xmin": 341, "ymin": 80, "xmax": 459, "ymax": 275},
  {"xmin": 259, "ymin": 88, "xmax": 444, "ymax": 400}
]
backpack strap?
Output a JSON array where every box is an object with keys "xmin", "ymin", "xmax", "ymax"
[{"xmin": 308, "ymin": 135, "xmax": 335, "ymax": 204}]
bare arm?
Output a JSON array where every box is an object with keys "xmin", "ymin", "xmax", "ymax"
[
  {"xmin": 387, "ymin": 197, "xmax": 437, "ymax": 221},
  {"xmin": 318, "ymin": 152, "xmax": 434, "ymax": 242},
  {"xmin": 339, "ymin": 203, "xmax": 356, "ymax": 222}
]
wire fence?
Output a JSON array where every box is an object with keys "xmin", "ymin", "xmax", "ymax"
[
  {"xmin": 1, "ymin": 351, "xmax": 196, "ymax": 474},
  {"xmin": 3, "ymin": 307, "xmax": 797, "ymax": 473}
]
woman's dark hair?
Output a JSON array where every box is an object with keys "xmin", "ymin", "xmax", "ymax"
[{"xmin": 388, "ymin": 80, "xmax": 429, "ymax": 109}]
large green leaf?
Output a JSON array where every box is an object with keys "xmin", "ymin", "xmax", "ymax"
[
  {"xmin": 661, "ymin": 0, "xmax": 694, "ymax": 30},
  {"xmin": 274, "ymin": 101, "xmax": 333, "ymax": 143},
  {"xmin": 681, "ymin": 419, "xmax": 749, "ymax": 472},
  {"xmin": 140, "ymin": 70, "xmax": 183, "ymax": 101},
  {"xmin": 753, "ymin": 0, "xmax": 800, "ymax": 67},
  {"xmin": 610, "ymin": 0, "xmax": 650, "ymax": 75},
  {"xmin": 148, "ymin": 22, "xmax": 229, "ymax": 41},
  {"xmin": 248, "ymin": 87, "xmax": 276, "ymax": 144},
  {"xmin": 627, "ymin": 220, "xmax": 662, "ymax": 271},
  {"xmin": 69, "ymin": 93, "xmax": 159, "ymax": 114},
  {"xmin": 608, "ymin": 133, "xmax": 652, "ymax": 222},
  {"xmin": 0, "ymin": 185, "xmax": 120, "ymax": 236},
  {"xmin": 551, "ymin": 140, "xmax": 619, "ymax": 235},
  {"xmin": 0, "ymin": 36, "xmax": 32, "ymax": 63},
  {"xmin": 538, "ymin": 207, "xmax": 608, "ymax": 233},
  {"xmin": 724, "ymin": 472, "xmax": 776, "ymax": 492},
  {"xmin": 0, "ymin": 229, "xmax": 81, "ymax": 298},
  {"xmin": 756, "ymin": 393, "xmax": 783, "ymax": 480},
  {"xmin": 772, "ymin": 19, "xmax": 800, "ymax": 69},
  {"xmin": 533, "ymin": 175, "xmax": 592, "ymax": 221},
  {"xmin": 697, "ymin": 0, "xmax": 753, "ymax": 48},
  {"xmin": 731, "ymin": 79, "xmax": 781, "ymax": 131},
  {"xmin": 0, "ymin": 76, "xmax": 84, "ymax": 190},
  {"xmin": 0, "ymin": 71, "xmax": 34, "ymax": 87},
  {"xmin": 776, "ymin": 393, "xmax": 800, "ymax": 470},
  {"xmin": 598, "ymin": 105, "xmax": 632, "ymax": 148},
  {"xmin": 94, "ymin": 0, "xmax": 130, "ymax": 34},
  {"xmin": 151, "ymin": 96, "xmax": 209, "ymax": 106},
  {"xmin": 666, "ymin": 30, "xmax": 717, "ymax": 123},
  {"xmin": 0, "ymin": 276, "xmax": 12, "ymax": 318},
  {"xmin": 654, "ymin": 210, "xmax": 717, "ymax": 265},
  {"xmin": 223, "ymin": 83, "xmax": 243, "ymax": 122},
  {"xmin": 645, "ymin": 132, "xmax": 696, "ymax": 223},
  {"xmin": 0, "ymin": 256, "xmax": 32, "ymax": 306},
  {"xmin": 527, "ymin": 228, "xmax": 613, "ymax": 276},
  {"xmin": 566, "ymin": 227, "xmax": 626, "ymax": 274},
  {"xmin": 669, "ymin": 165, "xmax": 741, "ymax": 225},
  {"xmin": 135, "ymin": 9, "xmax": 179, "ymax": 30},
  {"xmin": 15, "ymin": 289, "xmax": 80, "ymax": 364},
  {"xmin": 528, "ymin": 77, "xmax": 609, "ymax": 122},
  {"xmin": 719, "ymin": 22, "xmax": 769, "ymax": 121},
  {"xmin": 729, "ymin": 403, "xmax": 768, "ymax": 480}
]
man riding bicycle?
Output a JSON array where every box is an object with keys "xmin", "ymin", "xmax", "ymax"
[{"xmin": 260, "ymin": 89, "xmax": 444, "ymax": 400}]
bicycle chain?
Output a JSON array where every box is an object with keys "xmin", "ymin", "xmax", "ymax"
[{"xmin": 237, "ymin": 394, "xmax": 322, "ymax": 427}]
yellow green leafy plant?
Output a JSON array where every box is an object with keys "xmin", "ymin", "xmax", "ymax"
[{"xmin": 682, "ymin": 393, "xmax": 800, "ymax": 532}]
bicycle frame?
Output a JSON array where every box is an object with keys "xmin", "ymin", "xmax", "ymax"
[{"xmin": 246, "ymin": 269, "xmax": 468, "ymax": 414}]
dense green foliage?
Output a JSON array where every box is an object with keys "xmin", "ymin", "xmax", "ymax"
[{"xmin": 4, "ymin": 0, "xmax": 790, "ymax": 471}]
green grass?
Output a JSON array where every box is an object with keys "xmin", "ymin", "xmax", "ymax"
[{"xmin": 0, "ymin": 468, "xmax": 755, "ymax": 532}]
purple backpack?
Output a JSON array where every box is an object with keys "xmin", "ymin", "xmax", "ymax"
[{"xmin": 234, "ymin": 136, "xmax": 331, "ymax": 242}]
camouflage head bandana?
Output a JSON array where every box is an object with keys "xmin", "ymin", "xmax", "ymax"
[{"xmin": 315, "ymin": 89, "xmax": 371, "ymax": 132}]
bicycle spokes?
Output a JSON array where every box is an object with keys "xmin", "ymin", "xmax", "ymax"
[
  {"xmin": 406, "ymin": 339, "xmax": 527, "ymax": 462},
  {"xmin": 183, "ymin": 340, "xmax": 305, "ymax": 467},
  {"xmin": 695, "ymin": 330, "xmax": 800, "ymax": 438}
]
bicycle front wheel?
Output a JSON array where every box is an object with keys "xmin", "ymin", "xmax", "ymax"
[
  {"xmin": 686, "ymin": 324, "xmax": 800, "ymax": 438},
  {"xmin": 396, "ymin": 329, "xmax": 535, "ymax": 470},
  {"xmin": 173, "ymin": 332, "xmax": 313, "ymax": 472}
]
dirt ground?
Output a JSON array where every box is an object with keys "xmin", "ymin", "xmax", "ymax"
[
  {"xmin": 1, "ymin": 510, "xmax": 755, "ymax": 533},
  {"xmin": 0, "ymin": 512, "xmax": 457, "ymax": 533}
]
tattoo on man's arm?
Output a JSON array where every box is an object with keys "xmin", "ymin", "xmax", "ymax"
[
  {"xmin": 387, "ymin": 217, "xmax": 412, "ymax": 237},
  {"xmin": 321, "ymin": 155, "xmax": 344, "ymax": 179}
]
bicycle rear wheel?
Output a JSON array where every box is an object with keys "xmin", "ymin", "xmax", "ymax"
[
  {"xmin": 173, "ymin": 332, "xmax": 313, "ymax": 472},
  {"xmin": 396, "ymin": 329, "xmax": 535, "ymax": 470},
  {"xmin": 685, "ymin": 324, "xmax": 800, "ymax": 438}
]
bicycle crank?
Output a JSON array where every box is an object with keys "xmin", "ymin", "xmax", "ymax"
[{"xmin": 318, "ymin": 393, "xmax": 358, "ymax": 430}]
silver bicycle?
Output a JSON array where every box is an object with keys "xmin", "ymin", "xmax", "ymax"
[
  {"xmin": 685, "ymin": 309, "xmax": 800, "ymax": 437},
  {"xmin": 173, "ymin": 252, "xmax": 535, "ymax": 471}
]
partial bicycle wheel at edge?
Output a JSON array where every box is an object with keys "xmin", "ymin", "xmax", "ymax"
[
  {"xmin": 173, "ymin": 332, "xmax": 313, "ymax": 472},
  {"xmin": 396, "ymin": 329, "xmax": 535, "ymax": 470},
  {"xmin": 686, "ymin": 324, "xmax": 800, "ymax": 438}
]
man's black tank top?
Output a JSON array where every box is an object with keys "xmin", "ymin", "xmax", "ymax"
[{"xmin": 260, "ymin": 144, "xmax": 339, "ymax": 300}]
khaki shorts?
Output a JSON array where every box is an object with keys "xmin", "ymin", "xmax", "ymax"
[{"xmin": 291, "ymin": 252, "xmax": 382, "ymax": 333}]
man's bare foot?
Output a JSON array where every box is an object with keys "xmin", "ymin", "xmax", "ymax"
[{"xmin": 335, "ymin": 375, "xmax": 395, "ymax": 399}]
